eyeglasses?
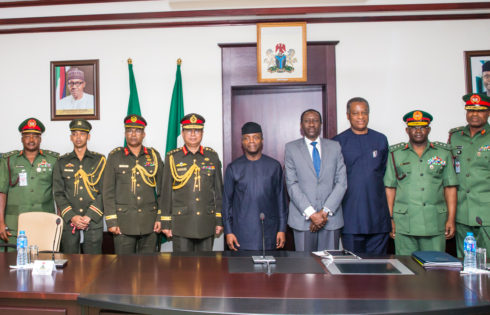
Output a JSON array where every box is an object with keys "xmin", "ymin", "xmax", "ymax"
[
  {"xmin": 67, "ymin": 81, "xmax": 84, "ymax": 87},
  {"xmin": 125, "ymin": 128, "xmax": 144, "ymax": 134}
]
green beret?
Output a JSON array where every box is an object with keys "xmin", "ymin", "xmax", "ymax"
[
  {"xmin": 181, "ymin": 113, "xmax": 205, "ymax": 129},
  {"xmin": 124, "ymin": 114, "xmax": 147, "ymax": 129},
  {"xmin": 69, "ymin": 119, "xmax": 92, "ymax": 132},
  {"xmin": 462, "ymin": 93, "xmax": 490, "ymax": 111},
  {"xmin": 403, "ymin": 110, "xmax": 433, "ymax": 126},
  {"xmin": 18, "ymin": 118, "xmax": 45, "ymax": 134}
]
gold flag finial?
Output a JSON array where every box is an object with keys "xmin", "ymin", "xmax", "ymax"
[
  {"xmin": 177, "ymin": 58, "xmax": 182, "ymax": 65},
  {"xmin": 127, "ymin": 58, "xmax": 132, "ymax": 65}
]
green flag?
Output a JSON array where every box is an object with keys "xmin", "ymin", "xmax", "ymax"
[
  {"xmin": 125, "ymin": 59, "xmax": 142, "ymax": 146},
  {"xmin": 127, "ymin": 60, "xmax": 142, "ymax": 116},
  {"xmin": 165, "ymin": 60, "xmax": 185, "ymax": 153}
]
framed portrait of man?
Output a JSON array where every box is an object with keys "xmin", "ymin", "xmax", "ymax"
[
  {"xmin": 50, "ymin": 59, "xmax": 100, "ymax": 120},
  {"xmin": 464, "ymin": 50, "xmax": 490, "ymax": 94}
]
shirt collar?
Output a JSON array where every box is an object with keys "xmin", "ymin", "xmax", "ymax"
[
  {"xmin": 124, "ymin": 146, "xmax": 148, "ymax": 157},
  {"xmin": 183, "ymin": 145, "xmax": 204, "ymax": 156},
  {"xmin": 304, "ymin": 136, "xmax": 320, "ymax": 146}
]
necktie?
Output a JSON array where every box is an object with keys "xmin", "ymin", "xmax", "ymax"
[{"xmin": 311, "ymin": 141, "xmax": 321, "ymax": 177}]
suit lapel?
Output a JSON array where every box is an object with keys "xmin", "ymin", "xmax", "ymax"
[
  {"xmin": 299, "ymin": 139, "xmax": 317, "ymax": 176},
  {"xmin": 319, "ymin": 139, "xmax": 329, "ymax": 178}
]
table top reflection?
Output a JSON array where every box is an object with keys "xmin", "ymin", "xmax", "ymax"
[{"xmin": 77, "ymin": 251, "xmax": 490, "ymax": 315}]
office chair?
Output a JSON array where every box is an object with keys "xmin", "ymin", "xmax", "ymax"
[{"xmin": 18, "ymin": 212, "xmax": 63, "ymax": 252}]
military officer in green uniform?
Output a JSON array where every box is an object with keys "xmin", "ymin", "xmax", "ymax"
[
  {"xmin": 384, "ymin": 110, "xmax": 458, "ymax": 255},
  {"xmin": 103, "ymin": 115, "xmax": 164, "ymax": 254},
  {"xmin": 53, "ymin": 119, "xmax": 106, "ymax": 254},
  {"xmin": 161, "ymin": 113, "xmax": 223, "ymax": 252},
  {"xmin": 0, "ymin": 118, "xmax": 59, "ymax": 249},
  {"xmin": 448, "ymin": 93, "xmax": 490, "ymax": 257}
]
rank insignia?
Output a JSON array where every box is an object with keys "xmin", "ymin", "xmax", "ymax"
[
  {"xmin": 176, "ymin": 162, "xmax": 187, "ymax": 167},
  {"xmin": 427, "ymin": 156, "xmax": 446, "ymax": 166},
  {"xmin": 65, "ymin": 163, "xmax": 74, "ymax": 168}
]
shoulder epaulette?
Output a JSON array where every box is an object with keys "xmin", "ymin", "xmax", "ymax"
[
  {"xmin": 432, "ymin": 141, "xmax": 452, "ymax": 151},
  {"xmin": 204, "ymin": 147, "xmax": 216, "ymax": 153},
  {"xmin": 449, "ymin": 126, "xmax": 464, "ymax": 134},
  {"xmin": 43, "ymin": 150, "xmax": 59, "ymax": 158},
  {"xmin": 109, "ymin": 147, "xmax": 123, "ymax": 155},
  {"xmin": 167, "ymin": 147, "xmax": 183, "ymax": 155},
  {"xmin": 389, "ymin": 142, "xmax": 406, "ymax": 153},
  {"xmin": 90, "ymin": 150, "xmax": 104, "ymax": 157},
  {"xmin": 2, "ymin": 150, "xmax": 20, "ymax": 158}
]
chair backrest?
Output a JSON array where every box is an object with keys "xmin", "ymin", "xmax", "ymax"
[{"xmin": 18, "ymin": 212, "xmax": 63, "ymax": 252}]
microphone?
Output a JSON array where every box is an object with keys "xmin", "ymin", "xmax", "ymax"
[
  {"xmin": 52, "ymin": 218, "xmax": 61, "ymax": 261},
  {"xmin": 260, "ymin": 213, "xmax": 266, "ymax": 258},
  {"xmin": 476, "ymin": 216, "xmax": 490, "ymax": 241},
  {"xmin": 252, "ymin": 212, "xmax": 276, "ymax": 265}
]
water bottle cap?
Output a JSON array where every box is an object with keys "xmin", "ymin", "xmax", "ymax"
[
  {"xmin": 19, "ymin": 230, "xmax": 25, "ymax": 235},
  {"xmin": 467, "ymin": 232, "xmax": 474, "ymax": 236}
]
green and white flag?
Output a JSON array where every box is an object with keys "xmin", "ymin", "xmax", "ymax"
[{"xmin": 165, "ymin": 59, "xmax": 185, "ymax": 153}]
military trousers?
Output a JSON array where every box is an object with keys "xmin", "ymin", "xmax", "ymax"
[
  {"xmin": 172, "ymin": 235, "xmax": 214, "ymax": 252},
  {"xmin": 61, "ymin": 227, "xmax": 103, "ymax": 254},
  {"xmin": 113, "ymin": 232, "xmax": 157, "ymax": 254},
  {"xmin": 394, "ymin": 233, "xmax": 445, "ymax": 255},
  {"xmin": 455, "ymin": 223, "xmax": 490, "ymax": 258}
]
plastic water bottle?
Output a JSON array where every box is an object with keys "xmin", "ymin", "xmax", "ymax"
[
  {"xmin": 464, "ymin": 232, "xmax": 477, "ymax": 272},
  {"xmin": 16, "ymin": 230, "xmax": 28, "ymax": 267}
]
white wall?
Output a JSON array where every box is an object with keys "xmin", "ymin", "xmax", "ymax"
[{"xmin": 1, "ymin": 19, "xmax": 488, "ymax": 155}]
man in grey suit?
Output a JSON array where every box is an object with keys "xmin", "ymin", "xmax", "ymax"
[{"xmin": 285, "ymin": 109, "xmax": 347, "ymax": 251}]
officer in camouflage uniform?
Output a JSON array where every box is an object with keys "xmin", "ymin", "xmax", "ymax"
[
  {"xmin": 161, "ymin": 113, "xmax": 223, "ymax": 252},
  {"xmin": 103, "ymin": 115, "xmax": 164, "ymax": 254},
  {"xmin": 53, "ymin": 119, "xmax": 106, "ymax": 254},
  {"xmin": 0, "ymin": 118, "xmax": 58, "ymax": 249},
  {"xmin": 448, "ymin": 93, "xmax": 490, "ymax": 258},
  {"xmin": 384, "ymin": 110, "xmax": 458, "ymax": 255}
]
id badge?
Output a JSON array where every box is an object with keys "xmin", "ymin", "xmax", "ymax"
[
  {"xmin": 18, "ymin": 171, "xmax": 27, "ymax": 186},
  {"xmin": 455, "ymin": 160, "xmax": 461, "ymax": 174}
]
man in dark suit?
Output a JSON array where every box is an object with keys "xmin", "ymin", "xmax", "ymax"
[
  {"xmin": 222, "ymin": 122, "xmax": 287, "ymax": 251},
  {"xmin": 333, "ymin": 97, "xmax": 391, "ymax": 255},
  {"xmin": 285, "ymin": 109, "xmax": 347, "ymax": 251}
]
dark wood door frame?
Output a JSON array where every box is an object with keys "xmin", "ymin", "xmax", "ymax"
[{"xmin": 219, "ymin": 41, "xmax": 339, "ymax": 170}]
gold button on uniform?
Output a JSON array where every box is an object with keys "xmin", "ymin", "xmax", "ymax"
[
  {"xmin": 197, "ymin": 212, "xmax": 200, "ymax": 215},
  {"xmin": 80, "ymin": 186, "xmax": 83, "ymax": 190},
  {"xmin": 196, "ymin": 198, "xmax": 199, "ymax": 201},
  {"xmin": 79, "ymin": 197, "xmax": 83, "ymax": 201},
  {"xmin": 137, "ymin": 183, "xmax": 140, "ymax": 187},
  {"xmin": 80, "ymin": 209, "xmax": 83, "ymax": 213},
  {"xmin": 138, "ymin": 209, "xmax": 142, "ymax": 213},
  {"xmin": 137, "ymin": 196, "xmax": 141, "ymax": 200}
]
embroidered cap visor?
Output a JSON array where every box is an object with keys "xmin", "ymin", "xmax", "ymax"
[
  {"xmin": 181, "ymin": 113, "xmax": 205, "ymax": 129},
  {"xmin": 69, "ymin": 119, "xmax": 92, "ymax": 132},
  {"xmin": 124, "ymin": 114, "xmax": 147, "ymax": 129},
  {"xmin": 18, "ymin": 118, "xmax": 45, "ymax": 134},
  {"xmin": 463, "ymin": 94, "xmax": 490, "ymax": 111},
  {"xmin": 403, "ymin": 110, "xmax": 433, "ymax": 127}
]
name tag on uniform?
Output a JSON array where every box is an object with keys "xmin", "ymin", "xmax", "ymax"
[
  {"xmin": 455, "ymin": 160, "xmax": 461, "ymax": 174},
  {"xmin": 372, "ymin": 150, "xmax": 378, "ymax": 158},
  {"xmin": 19, "ymin": 171, "xmax": 27, "ymax": 186},
  {"xmin": 119, "ymin": 165, "xmax": 129, "ymax": 168},
  {"xmin": 64, "ymin": 169, "xmax": 74, "ymax": 172}
]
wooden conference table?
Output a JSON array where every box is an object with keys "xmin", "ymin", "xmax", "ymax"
[{"xmin": 0, "ymin": 251, "xmax": 490, "ymax": 314}]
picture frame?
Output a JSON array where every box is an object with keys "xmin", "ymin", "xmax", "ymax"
[
  {"xmin": 464, "ymin": 50, "xmax": 490, "ymax": 94},
  {"xmin": 257, "ymin": 22, "xmax": 307, "ymax": 83},
  {"xmin": 50, "ymin": 59, "xmax": 100, "ymax": 121}
]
